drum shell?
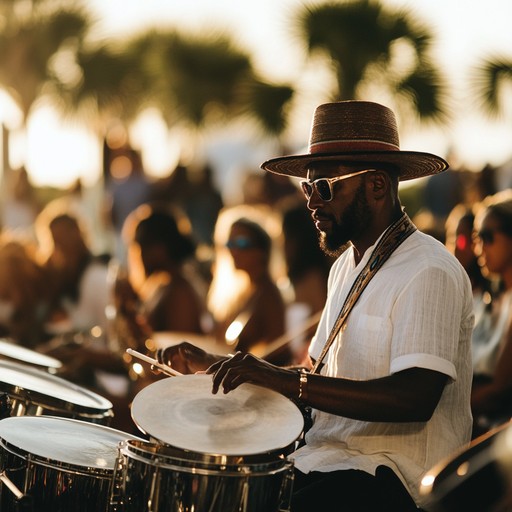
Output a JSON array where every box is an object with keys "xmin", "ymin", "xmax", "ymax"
[
  {"xmin": 111, "ymin": 439, "xmax": 295, "ymax": 512},
  {"xmin": 0, "ymin": 416, "xmax": 143, "ymax": 512},
  {"xmin": 0, "ymin": 443, "xmax": 113, "ymax": 512}
]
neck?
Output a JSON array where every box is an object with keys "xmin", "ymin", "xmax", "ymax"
[{"xmin": 352, "ymin": 206, "xmax": 404, "ymax": 265}]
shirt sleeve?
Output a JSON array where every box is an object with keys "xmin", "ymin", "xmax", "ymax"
[{"xmin": 389, "ymin": 265, "xmax": 466, "ymax": 380}]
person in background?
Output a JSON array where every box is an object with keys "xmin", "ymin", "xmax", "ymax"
[
  {"xmin": 158, "ymin": 100, "xmax": 474, "ymax": 511},
  {"xmin": 445, "ymin": 203, "xmax": 495, "ymax": 366},
  {"xmin": 104, "ymin": 147, "xmax": 154, "ymax": 264},
  {"xmin": 206, "ymin": 204, "xmax": 290, "ymax": 365},
  {"xmin": 33, "ymin": 203, "xmax": 114, "ymax": 391},
  {"xmin": 280, "ymin": 197, "xmax": 332, "ymax": 364},
  {"xmin": 0, "ymin": 236, "xmax": 48, "ymax": 347},
  {"xmin": 35, "ymin": 205, "xmax": 110, "ymax": 341},
  {"xmin": 0, "ymin": 166, "xmax": 40, "ymax": 241},
  {"xmin": 469, "ymin": 190, "xmax": 512, "ymax": 437},
  {"xmin": 119, "ymin": 202, "xmax": 209, "ymax": 337}
]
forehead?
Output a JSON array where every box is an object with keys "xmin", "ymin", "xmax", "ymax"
[{"xmin": 307, "ymin": 161, "xmax": 372, "ymax": 178}]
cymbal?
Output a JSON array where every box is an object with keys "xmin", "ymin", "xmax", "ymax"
[{"xmin": 131, "ymin": 374, "xmax": 304, "ymax": 456}]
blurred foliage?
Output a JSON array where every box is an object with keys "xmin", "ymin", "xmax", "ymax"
[
  {"xmin": 295, "ymin": 0, "xmax": 449, "ymax": 124},
  {"xmin": 471, "ymin": 56, "xmax": 512, "ymax": 119},
  {"xmin": 0, "ymin": 1, "xmax": 294, "ymax": 137},
  {"xmin": 0, "ymin": 0, "xmax": 91, "ymax": 119}
]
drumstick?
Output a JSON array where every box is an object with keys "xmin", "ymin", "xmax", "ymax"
[{"xmin": 126, "ymin": 348, "xmax": 182, "ymax": 377}]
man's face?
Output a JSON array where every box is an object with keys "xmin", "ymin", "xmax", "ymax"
[{"xmin": 303, "ymin": 163, "xmax": 372, "ymax": 258}]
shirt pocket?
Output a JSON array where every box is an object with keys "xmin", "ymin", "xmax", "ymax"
[{"xmin": 351, "ymin": 314, "xmax": 392, "ymax": 375}]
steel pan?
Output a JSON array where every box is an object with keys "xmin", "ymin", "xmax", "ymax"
[
  {"xmin": 0, "ymin": 359, "xmax": 113, "ymax": 423},
  {"xmin": 125, "ymin": 374, "xmax": 303, "ymax": 512},
  {"xmin": 420, "ymin": 421, "xmax": 512, "ymax": 511},
  {"xmin": 111, "ymin": 438, "xmax": 295, "ymax": 512},
  {"xmin": 0, "ymin": 415, "xmax": 145, "ymax": 512},
  {"xmin": 0, "ymin": 338, "xmax": 62, "ymax": 373},
  {"xmin": 130, "ymin": 374, "xmax": 304, "ymax": 456}
]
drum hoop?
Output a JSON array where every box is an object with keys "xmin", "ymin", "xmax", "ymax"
[
  {"xmin": 0, "ymin": 339, "xmax": 62, "ymax": 370},
  {"xmin": 0, "ymin": 361, "xmax": 113, "ymax": 414},
  {"xmin": 0, "ymin": 439, "xmax": 114, "ymax": 478},
  {"xmin": 119, "ymin": 440, "xmax": 292, "ymax": 475}
]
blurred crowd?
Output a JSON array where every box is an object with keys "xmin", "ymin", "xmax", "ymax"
[{"xmin": 0, "ymin": 151, "xmax": 511, "ymax": 436}]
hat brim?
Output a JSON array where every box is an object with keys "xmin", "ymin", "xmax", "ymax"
[{"xmin": 260, "ymin": 150, "xmax": 448, "ymax": 181}]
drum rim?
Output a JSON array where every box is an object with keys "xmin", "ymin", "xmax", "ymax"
[
  {"xmin": 0, "ymin": 338, "xmax": 62, "ymax": 370},
  {"xmin": 118, "ymin": 439, "xmax": 293, "ymax": 476},
  {"xmin": 131, "ymin": 374, "xmax": 304, "ymax": 457},
  {"xmin": 0, "ymin": 416, "xmax": 144, "ymax": 473},
  {"xmin": 0, "ymin": 359, "xmax": 113, "ymax": 414}
]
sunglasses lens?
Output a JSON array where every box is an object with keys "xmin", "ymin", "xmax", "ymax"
[
  {"xmin": 478, "ymin": 230, "xmax": 494, "ymax": 244},
  {"xmin": 226, "ymin": 237, "xmax": 255, "ymax": 250},
  {"xmin": 315, "ymin": 179, "xmax": 332, "ymax": 201},
  {"xmin": 301, "ymin": 181, "xmax": 313, "ymax": 199}
]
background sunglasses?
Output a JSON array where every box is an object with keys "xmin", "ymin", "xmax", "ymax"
[
  {"xmin": 300, "ymin": 169, "xmax": 374, "ymax": 201},
  {"xmin": 225, "ymin": 237, "xmax": 258, "ymax": 250},
  {"xmin": 477, "ymin": 228, "xmax": 500, "ymax": 245}
]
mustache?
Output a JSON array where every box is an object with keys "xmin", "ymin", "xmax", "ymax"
[{"xmin": 312, "ymin": 211, "xmax": 334, "ymax": 222}]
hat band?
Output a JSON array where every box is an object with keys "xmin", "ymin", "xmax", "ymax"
[{"xmin": 310, "ymin": 139, "xmax": 400, "ymax": 154}]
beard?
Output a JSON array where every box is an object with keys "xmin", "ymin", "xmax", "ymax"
[{"xmin": 318, "ymin": 181, "xmax": 371, "ymax": 258}]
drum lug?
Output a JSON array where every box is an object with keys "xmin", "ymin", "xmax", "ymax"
[
  {"xmin": 109, "ymin": 452, "xmax": 127, "ymax": 511},
  {"xmin": 278, "ymin": 462, "xmax": 295, "ymax": 512}
]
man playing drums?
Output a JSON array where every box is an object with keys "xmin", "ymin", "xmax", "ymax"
[{"xmin": 157, "ymin": 101, "xmax": 474, "ymax": 511}]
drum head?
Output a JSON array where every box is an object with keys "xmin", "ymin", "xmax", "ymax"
[
  {"xmin": 0, "ymin": 359, "xmax": 112, "ymax": 414},
  {"xmin": 131, "ymin": 374, "xmax": 303, "ymax": 456},
  {"xmin": 0, "ymin": 415, "xmax": 144, "ymax": 469},
  {"xmin": 0, "ymin": 338, "xmax": 62, "ymax": 371}
]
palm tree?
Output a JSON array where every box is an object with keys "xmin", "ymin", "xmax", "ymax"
[
  {"xmin": 123, "ymin": 29, "xmax": 294, "ymax": 136},
  {"xmin": 471, "ymin": 56, "xmax": 512, "ymax": 119},
  {"xmin": 295, "ymin": 0, "xmax": 448, "ymax": 123},
  {"xmin": 0, "ymin": 0, "xmax": 91, "ymax": 122}
]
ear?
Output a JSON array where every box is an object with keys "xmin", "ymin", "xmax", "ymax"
[{"xmin": 366, "ymin": 171, "xmax": 389, "ymax": 201}]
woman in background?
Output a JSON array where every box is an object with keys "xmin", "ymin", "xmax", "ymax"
[
  {"xmin": 469, "ymin": 190, "xmax": 512, "ymax": 437},
  {"xmin": 207, "ymin": 205, "xmax": 289, "ymax": 365}
]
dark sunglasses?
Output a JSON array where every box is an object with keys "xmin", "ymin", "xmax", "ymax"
[
  {"xmin": 225, "ymin": 237, "xmax": 258, "ymax": 250},
  {"xmin": 477, "ymin": 228, "xmax": 500, "ymax": 245},
  {"xmin": 300, "ymin": 169, "xmax": 375, "ymax": 202}
]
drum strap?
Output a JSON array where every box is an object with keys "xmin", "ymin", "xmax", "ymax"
[{"xmin": 311, "ymin": 212, "xmax": 416, "ymax": 375}]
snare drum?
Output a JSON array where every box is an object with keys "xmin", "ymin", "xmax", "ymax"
[
  {"xmin": 0, "ymin": 338, "xmax": 62, "ymax": 373},
  {"xmin": 0, "ymin": 415, "xmax": 145, "ymax": 512},
  {"xmin": 0, "ymin": 359, "xmax": 113, "ymax": 423},
  {"xmin": 111, "ymin": 439, "xmax": 294, "ymax": 512}
]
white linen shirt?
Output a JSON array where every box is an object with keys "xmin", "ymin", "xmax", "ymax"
[{"xmin": 290, "ymin": 229, "xmax": 474, "ymax": 506}]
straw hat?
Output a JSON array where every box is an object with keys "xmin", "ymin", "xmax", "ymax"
[{"xmin": 261, "ymin": 100, "xmax": 448, "ymax": 181}]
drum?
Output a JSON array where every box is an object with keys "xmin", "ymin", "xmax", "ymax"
[
  {"xmin": 0, "ymin": 415, "xmax": 145, "ymax": 512},
  {"xmin": 0, "ymin": 359, "xmax": 113, "ymax": 423},
  {"xmin": 111, "ymin": 439, "xmax": 295, "ymax": 512},
  {"xmin": 0, "ymin": 338, "xmax": 62, "ymax": 373},
  {"xmin": 125, "ymin": 374, "xmax": 304, "ymax": 511},
  {"xmin": 420, "ymin": 421, "xmax": 512, "ymax": 511}
]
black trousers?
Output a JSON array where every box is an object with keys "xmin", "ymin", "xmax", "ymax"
[{"xmin": 290, "ymin": 465, "xmax": 419, "ymax": 511}]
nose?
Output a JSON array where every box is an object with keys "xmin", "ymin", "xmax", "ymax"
[{"xmin": 305, "ymin": 189, "xmax": 324, "ymax": 211}]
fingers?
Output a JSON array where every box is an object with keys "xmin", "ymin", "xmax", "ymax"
[
  {"xmin": 210, "ymin": 352, "xmax": 249, "ymax": 395},
  {"xmin": 155, "ymin": 342, "xmax": 208, "ymax": 375}
]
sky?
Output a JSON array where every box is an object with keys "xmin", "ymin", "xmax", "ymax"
[{"xmin": 2, "ymin": 0, "xmax": 512, "ymax": 189}]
